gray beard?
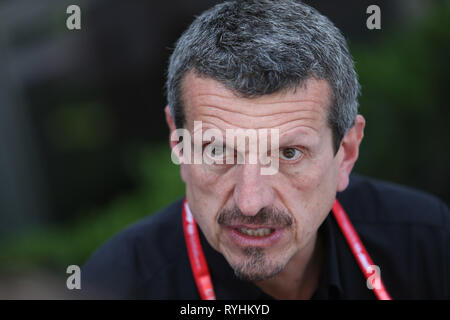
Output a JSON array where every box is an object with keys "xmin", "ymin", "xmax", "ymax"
[{"xmin": 232, "ymin": 247, "xmax": 285, "ymax": 282}]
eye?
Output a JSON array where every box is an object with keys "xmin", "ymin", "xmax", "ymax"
[
  {"xmin": 204, "ymin": 143, "xmax": 227, "ymax": 162},
  {"xmin": 279, "ymin": 147, "xmax": 303, "ymax": 161},
  {"xmin": 210, "ymin": 145, "xmax": 225, "ymax": 157}
]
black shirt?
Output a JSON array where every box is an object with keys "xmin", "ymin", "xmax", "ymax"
[{"xmin": 81, "ymin": 174, "xmax": 450, "ymax": 299}]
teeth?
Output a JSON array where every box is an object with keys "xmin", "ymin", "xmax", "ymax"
[{"xmin": 237, "ymin": 227, "xmax": 274, "ymax": 237}]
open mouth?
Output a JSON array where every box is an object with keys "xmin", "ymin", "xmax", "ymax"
[
  {"xmin": 226, "ymin": 225, "xmax": 283, "ymax": 247},
  {"xmin": 236, "ymin": 227, "xmax": 275, "ymax": 237}
]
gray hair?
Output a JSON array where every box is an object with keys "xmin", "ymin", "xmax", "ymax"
[{"xmin": 166, "ymin": 0, "xmax": 360, "ymax": 152}]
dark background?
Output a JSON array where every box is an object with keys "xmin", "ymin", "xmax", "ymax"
[{"xmin": 0, "ymin": 0, "xmax": 449, "ymax": 285}]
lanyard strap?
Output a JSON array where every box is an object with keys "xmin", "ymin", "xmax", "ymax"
[
  {"xmin": 182, "ymin": 200, "xmax": 216, "ymax": 300},
  {"xmin": 182, "ymin": 198, "xmax": 392, "ymax": 300},
  {"xmin": 331, "ymin": 199, "xmax": 391, "ymax": 300}
]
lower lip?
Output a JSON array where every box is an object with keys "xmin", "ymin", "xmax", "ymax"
[{"xmin": 226, "ymin": 227, "xmax": 284, "ymax": 247}]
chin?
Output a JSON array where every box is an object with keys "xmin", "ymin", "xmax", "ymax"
[{"xmin": 226, "ymin": 247, "xmax": 291, "ymax": 282}]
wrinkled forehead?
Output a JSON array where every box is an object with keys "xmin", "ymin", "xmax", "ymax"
[{"xmin": 180, "ymin": 71, "xmax": 332, "ymax": 136}]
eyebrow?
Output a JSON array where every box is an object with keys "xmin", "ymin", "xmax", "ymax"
[
  {"xmin": 279, "ymin": 131, "xmax": 319, "ymax": 148},
  {"xmin": 193, "ymin": 126, "xmax": 320, "ymax": 150}
]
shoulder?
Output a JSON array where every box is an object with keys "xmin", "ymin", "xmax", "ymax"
[
  {"xmin": 336, "ymin": 174, "xmax": 449, "ymax": 298},
  {"xmin": 338, "ymin": 174, "xmax": 449, "ymax": 227},
  {"xmin": 81, "ymin": 198, "xmax": 187, "ymax": 298}
]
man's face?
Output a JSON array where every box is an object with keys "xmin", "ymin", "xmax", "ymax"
[{"xmin": 168, "ymin": 71, "xmax": 359, "ymax": 281}]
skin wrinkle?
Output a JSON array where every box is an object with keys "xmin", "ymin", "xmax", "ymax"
[
  {"xmin": 197, "ymin": 115, "xmax": 321, "ymax": 135},
  {"xmin": 195, "ymin": 97, "xmax": 325, "ymax": 108},
  {"xmin": 187, "ymin": 119, "xmax": 323, "ymax": 167},
  {"xmin": 195, "ymin": 125, "xmax": 322, "ymax": 154},
  {"xmin": 214, "ymin": 187, "xmax": 235, "ymax": 247},
  {"xmin": 183, "ymin": 74, "xmax": 328, "ymax": 115},
  {"xmin": 197, "ymin": 112, "xmax": 320, "ymax": 127},
  {"xmin": 185, "ymin": 74, "xmax": 329, "ymax": 137},
  {"xmin": 196, "ymin": 105, "xmax": 322, "ymax": 120},
  {"xmin": 191, "ymin": 91, "xmax": 327, "ymax": 112},
  {"xmin": 279, "ymin": 127, "xmax": 323, "ymax": 151},
  {"xmin": 196, "ymin": 106, "xmax": 323, "ymax": 121},
  {"xmin": 271, "ymin": 186, "xmax": 300, "ymax": 243},
  {"xmin": 195, "ymin": 125, "xmax": 323, "ymax": 167}
]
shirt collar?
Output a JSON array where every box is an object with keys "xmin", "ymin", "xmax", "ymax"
[{"xmin": 312, "ymin": 213, "xmax": 344, "ymax": 299}]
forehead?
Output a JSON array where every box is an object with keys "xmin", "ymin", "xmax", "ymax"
[{"xmin": 180, "ymin": 71, "xmax": 332, "ymax": 143}]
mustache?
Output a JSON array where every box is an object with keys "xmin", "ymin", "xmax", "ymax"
[{"xmin": 217, "ymin": 206, "xmax": 293, "ymax": 228}]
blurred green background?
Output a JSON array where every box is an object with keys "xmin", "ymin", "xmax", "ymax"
[{"xmin": 0, "ymin": 0, "xmax": 449, "ymax": 282}]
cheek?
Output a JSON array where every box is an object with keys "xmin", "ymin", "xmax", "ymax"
[
  {"xmin": 286, "ymin": 150, "xmax": 339, "ymax": 195},
  {"xmin": 184, "ymin": 165, "xmax": 234, "ymax": 245},
  {"xmin": 277, "ymin": 158, "xmax": 338, "ymax": 242},
  {"xmin": 188, "ymin": 164, "xmax": 227, "ymax": 195},
  {"xmin": 185, "ymin": 165, "xmax": 222, "ymax": 214},
  {"xmin": 282, "ymin": 161, "xmax": 327, "ymax": 198}
]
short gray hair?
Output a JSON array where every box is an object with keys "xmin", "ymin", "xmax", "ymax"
[{"xmin": 166, "ymin": 0, "xmax": 360, "ymax": 152}]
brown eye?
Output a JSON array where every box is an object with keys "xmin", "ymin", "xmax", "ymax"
[
  {"xmin": 279, "ymin": 147, "xmax": 302, "ymax": 161},
  {"xmin": 211, "ymin": 145, "xmax": 225, "ymax": 157},
  {"xmin": 203, "ymin": 143, "xmax": 227, "ymax": 163}
]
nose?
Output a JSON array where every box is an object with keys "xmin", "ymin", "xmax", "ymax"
[{"xmin": 233, "ymin": 164, "xmax": 274, "ymax": 216}]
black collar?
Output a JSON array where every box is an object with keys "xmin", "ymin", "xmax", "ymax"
[{"xmin": 311, "ymin": 213, "xmax": 344, "ymax": 299}]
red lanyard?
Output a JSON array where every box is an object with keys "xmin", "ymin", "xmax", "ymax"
[
  {"xmin": 182, "ymin": 198, "xmax": 392, "ymax": 300},
  {"xmin": 182, "ymin": 199, "xmax": 216, "ymax": 300},
  {"xmin": 331, "ymin": 200, "xmax": 391, "ymax": 300}
]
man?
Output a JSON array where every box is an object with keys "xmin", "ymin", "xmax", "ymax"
[{"xmin": 82, "ymin": 0, "xmax": 449, "ymax": 299}]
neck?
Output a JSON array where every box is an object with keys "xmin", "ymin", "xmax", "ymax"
[{"xmin": 253, "ymin": 232, "xmax": 323, "ymax": 300}]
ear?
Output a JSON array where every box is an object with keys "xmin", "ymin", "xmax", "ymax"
[
  {"xmin": 165, "ymin": 106, "xmax": 188, "ymax": 183},
  {"xmin": 165, "ymin": 106, "xmax": 177, "ymax": 148},
  {"xmin": 336, "ymin": 114, "xmax": 365, "ymax": 192}
]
